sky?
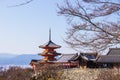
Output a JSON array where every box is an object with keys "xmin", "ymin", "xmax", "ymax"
[{"xmin": 0, "ymin": 0, "xmax": 76, "ymax": 54}]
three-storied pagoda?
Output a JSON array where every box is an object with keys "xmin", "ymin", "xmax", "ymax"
[
  {"xmin": 38, "ymin": 29, "xmax": 61, "ymax": 61},
  {"xmin": 30, "ymin": 29, "xmax": 61, "ymax": 70}
]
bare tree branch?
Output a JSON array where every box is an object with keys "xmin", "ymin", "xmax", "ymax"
[
  {"xmin": 58, "ymin": 0, "xmax": 120, "ymax": 53},
  {"xmin": 8, "ymin": 0, "xmax": 34, "ymax": 7}
]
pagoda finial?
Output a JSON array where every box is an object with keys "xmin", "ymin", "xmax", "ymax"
[{"xmin": 49, "ymin": 28, "xmax": 51, "ymax": 41}]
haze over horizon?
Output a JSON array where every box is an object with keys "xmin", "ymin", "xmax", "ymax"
[{"xmin": 0, "ymin": 0, "xmax": 76, "ymax": 54}]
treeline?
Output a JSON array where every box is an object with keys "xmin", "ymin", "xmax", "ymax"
[
  {"xmin": 0, "ymin": 67, "xmax": 33, "ymax": 80},
  {"xmin": 0, "ymin": 66, "xmax": 63, "ymax": 80},
  {"xmin": 0, "ymin": 66, "xmax": 120, "ymax": 80}
]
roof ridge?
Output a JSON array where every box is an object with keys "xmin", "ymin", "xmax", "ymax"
[{"xmin": 109, "ymin": 48, "xmax": 120, "ymax": 50}]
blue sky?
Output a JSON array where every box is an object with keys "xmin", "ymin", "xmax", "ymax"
[{"xmin": 0, "ymin": 0, "xmax": 76, "ymax": 54}]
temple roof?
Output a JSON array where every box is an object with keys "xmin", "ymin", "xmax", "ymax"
[
  {"xmin": 57, "ymin": 53, "xmax": 78, "ymax": 62},
  {"xmin": 107, "ymin": 48, "xmax": 120, "ymax": 55},
  {"xmin": 39, "ymin": 40, "xmax": 61, "ymax": 49},
  {"xmin": 80, "ymin": 53, "xmax": 97, "ymax": 61},
  {"xmin": 97, "ymin": 55, "xmax": 120, "ymax": 63},
  {"xmin": 97, "ymin": 48, "xmax": 120, "ymax": 63}
]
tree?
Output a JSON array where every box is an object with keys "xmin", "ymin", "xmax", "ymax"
[
  {"xmin": 8, "ymin": 0, "xmax": 34, "ymax": 7},
  {"xmin": 57, "ymin": 0, "xmax": 120, "ymax": 53},
  {"xmin": 0, "ymin": 67, "xmax": 33, "ymax": 80}
]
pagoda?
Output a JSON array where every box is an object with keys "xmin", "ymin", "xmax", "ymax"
[
  {"xmin": 38, "ymin": 29, "xmax": 61, "ymax": 62},
  {"xmin": 30, "ymin": 29, "xmax": 98, "ymax": 74}
]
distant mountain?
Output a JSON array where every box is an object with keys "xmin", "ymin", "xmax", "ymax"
[
  {"xmin": 0, "ymin": 53, "xmax": 17, "ymax": 59},
  {"xmin": 0, "ymin": 53, "xmax": 42, "ymax": 65}
]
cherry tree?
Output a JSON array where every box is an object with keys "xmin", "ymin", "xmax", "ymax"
[{"xmin": 57, "ymin": 0, "xmax": 120, "ymax": 53}]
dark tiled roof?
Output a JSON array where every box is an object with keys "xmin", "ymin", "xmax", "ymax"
[
  {"xmin": 57, "ymin": 53, "xmax": 78, "ymax": 62},
  {"xmin": 38, "ymin": 52, "xmax": 61, "ymax": 55},
  {"xmin": 107, "ymin": 48, "xmax": 120, "ymax": 55},
  {"xmin": 30, "ymin": 59, "xmax": 41, "ymax": 64},
  {"xmin": 97, "ymin": 55, "xmax": 120, "ymax": 63},
  {"xmin": 39, "ymin": 40, "xmax": 61, "ymax": 48},
  {"xmin": 31, "ymin": 59, "xmax": 39, "ymax": 62},
  {"xmin": 80, "ymin": 53, "xmax": 97, "ymax": 61},
  {"xmin": 96, "ymin": 48, "xmax": 120, "ymax": 63},
  {"xmin": 81, "ymin": 52, "xmax": 98, "ymax": 55}
]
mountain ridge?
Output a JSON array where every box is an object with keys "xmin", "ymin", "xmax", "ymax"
[{"xmin": 0, "ymin": 53, "xmax": 42, "ymax": 65}]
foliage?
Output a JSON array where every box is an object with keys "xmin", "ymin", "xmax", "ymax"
[
  {"xmin": 60, "ymin": 68, "xmax": 120, "ymax": 80},
  {"xmin": 31, "ymin": 64, "xmax": 64, "ymax": 80},
  {"xmin": 0, "ymin": 65, "xmax": 64, "ymax": 80},
  {"xmin": 0, "ymin": 66, "xmax": 120, "ymax": 80},
  {"xmin": 57, "ymin": 0, "xmax": 120, "ymax": 53},
  {"xmin": 96, "ymin": 68, "xmax": 120, "ymax": 80},
  {"xmin": 0, "ymin": 66, "xmax": 33, "ymax": 80}
]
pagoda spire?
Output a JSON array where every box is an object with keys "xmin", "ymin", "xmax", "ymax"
[
  {"xmin": 38, "ymin": 28, "xmax": 61, "ymax": 61},
  {"xmin": 49, "ymin": 28, "xmax": 51, "ymax": 41}
]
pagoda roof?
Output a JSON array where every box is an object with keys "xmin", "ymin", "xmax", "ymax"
[
  {"xmin": 39, "ymin": 40, "xmax": 61, "ymax": 48},
  {"xmin": 38, "ymin": 52, "xmax": 61, "ymax": 56}
]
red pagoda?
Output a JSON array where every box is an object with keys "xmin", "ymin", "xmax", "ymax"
[
  {"xmin": 30, "ymin": 29, "xmax": 61, "ymax": 69},
  {"xmin": 38, "ymin": 29, "xmax": 61, "ymax": 61}
]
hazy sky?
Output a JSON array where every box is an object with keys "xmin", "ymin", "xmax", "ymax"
[{"xmin": 0, "ymin": 0, "xmax": 76, "ymax": 54}]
